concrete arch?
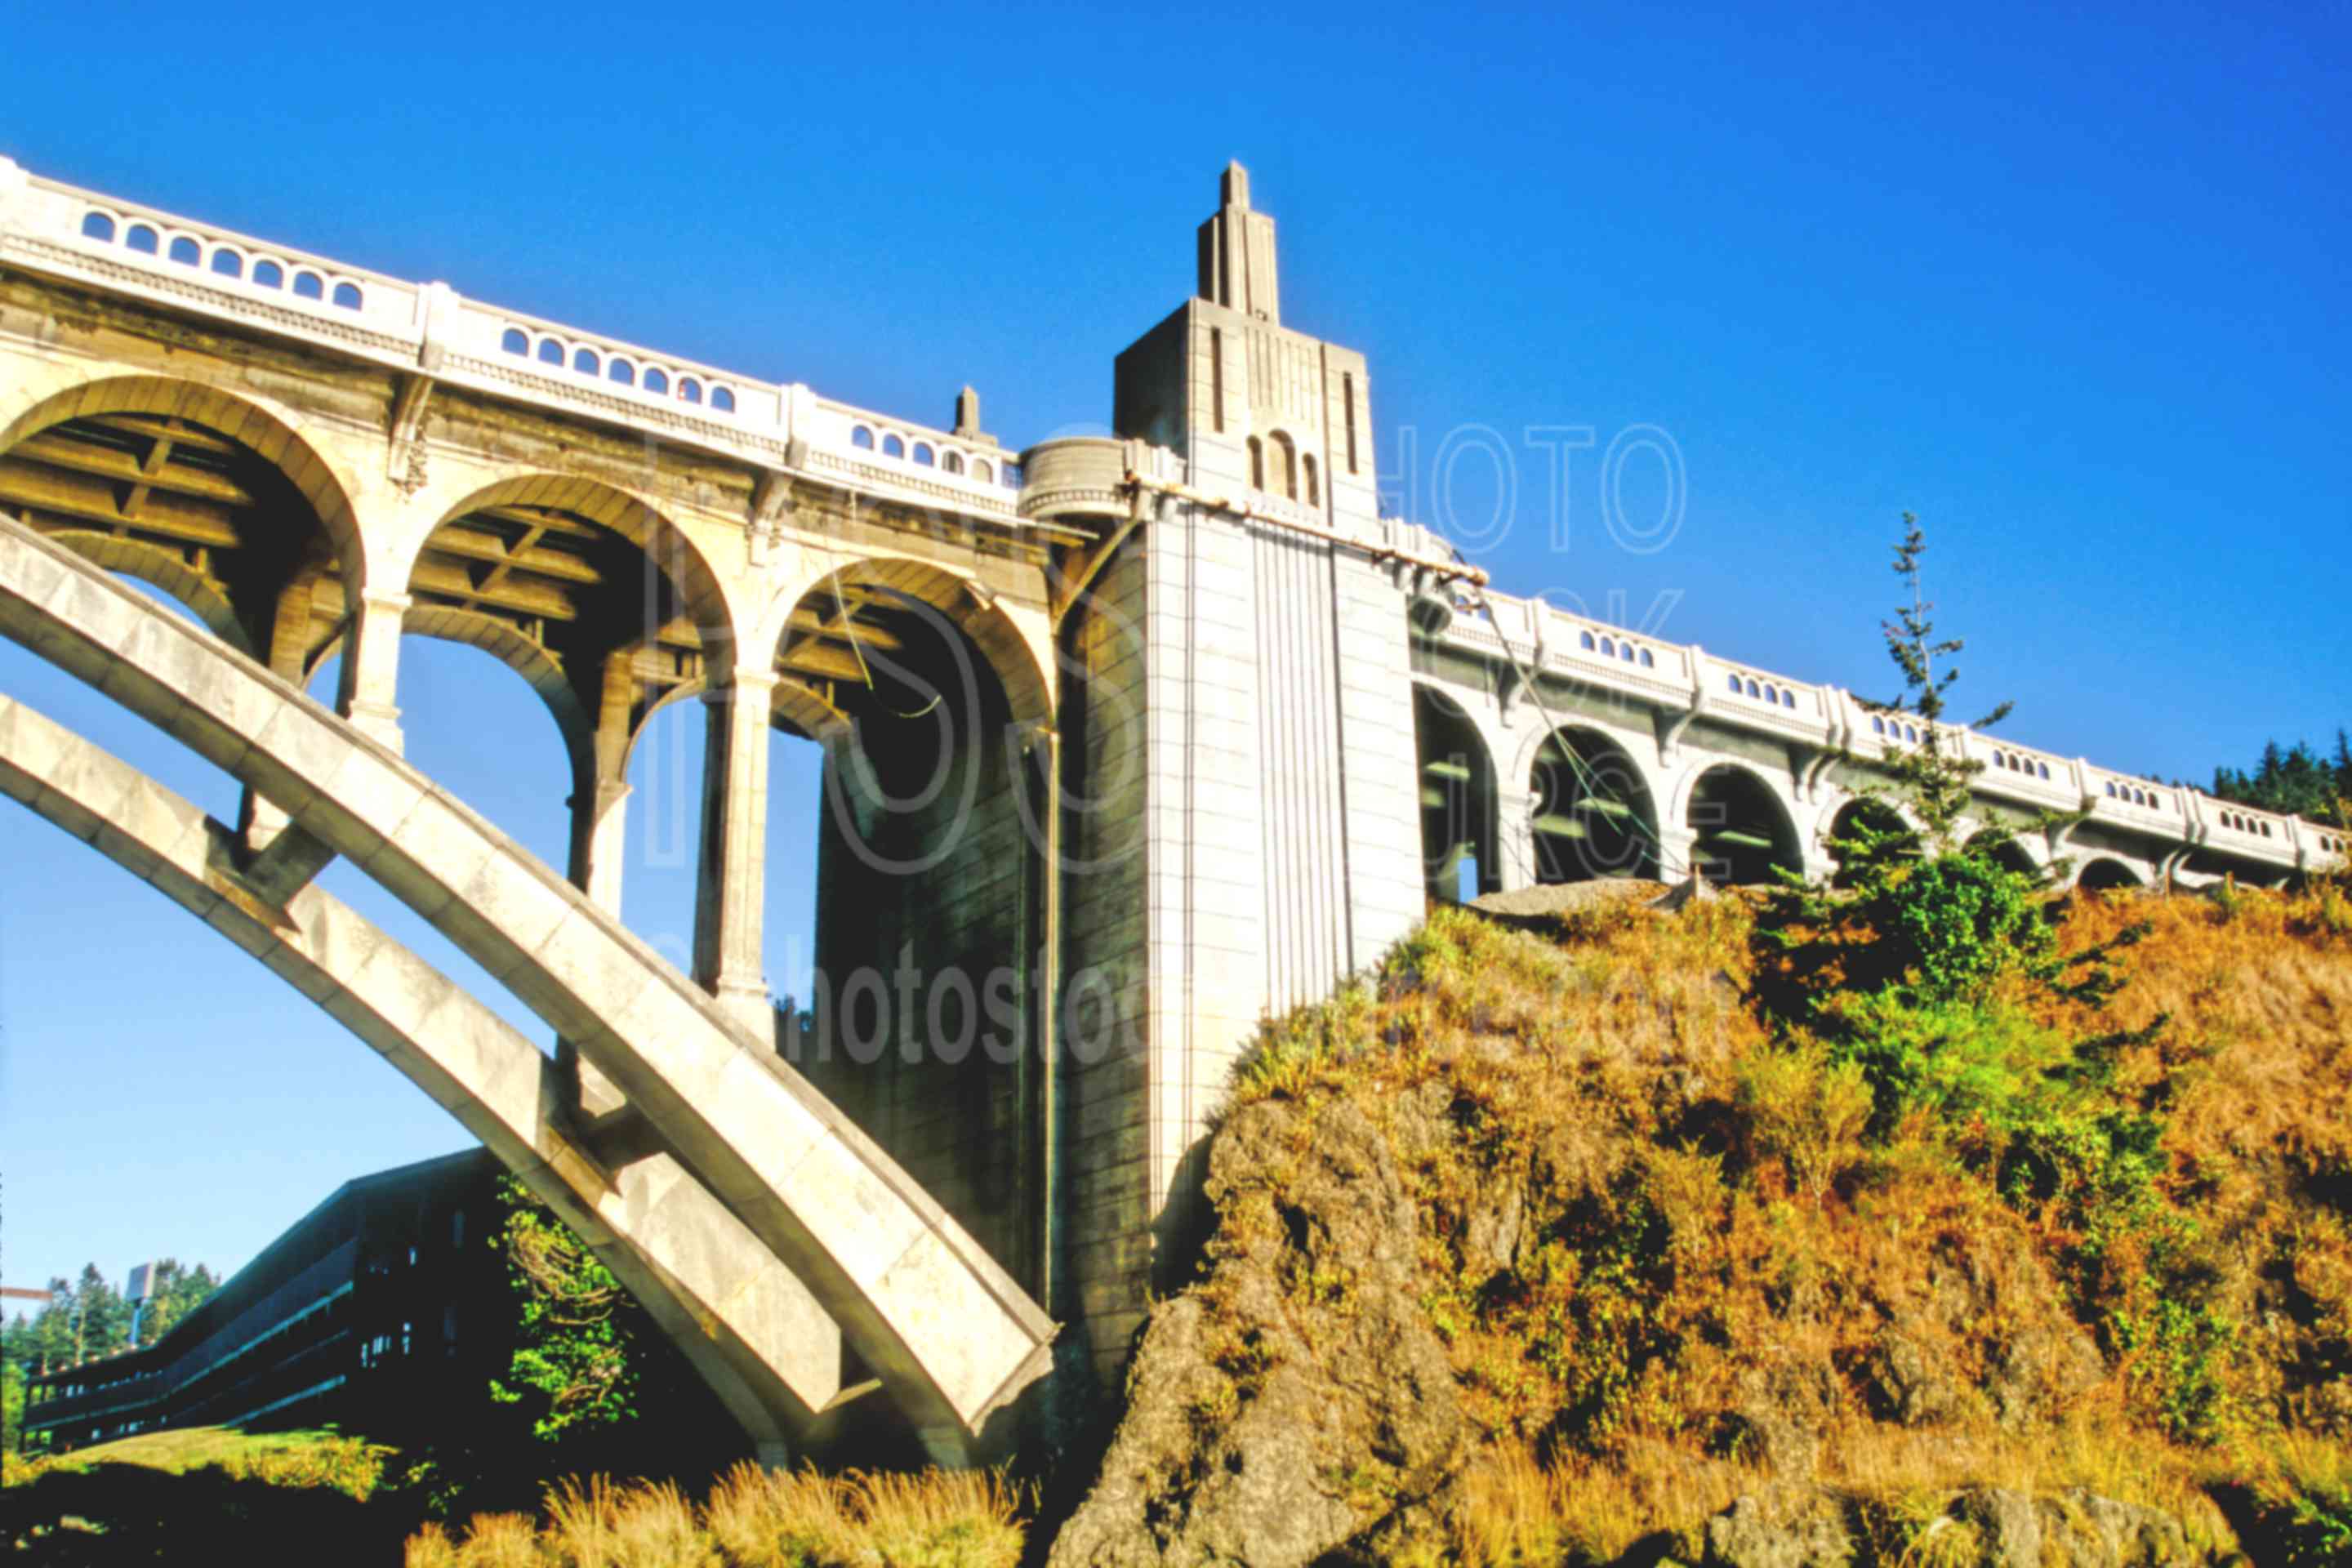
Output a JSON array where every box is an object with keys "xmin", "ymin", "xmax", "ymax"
[
  {"xmin": 1678, "ymin": 760, "xmax": 1805, "ymax": 886},
  {"xmin": 0, "ymin": 515, "xmax": 1055, "ymax": 1456},
  {"xmin": 0, "ymin": 692, "xmax": 841, "ymax": 1457},
  {"xmin": 1965, "ymin": 827, "xmax": 2046, "ymax": 880},
  {"xmin": 401, "ymin": 473, "xmax": 742, "ymax": 663},
  {"xmin": 403, "ymin": 603, "xmax": 597, "ymax": 773},
  {"xmin": 0, "ymin": 371, "xmax": 371, "ymax": 596},
  {"xmin": 762, "ymin": 555, "xmax": 1053, "ymax": 733},
  {"xmin": 1508, "ymin": 707, "xmax": 1657, "ymax": 797},
  {"xmin": 2076, "ymin": 857, "xmax": 2145, "ymax": 893},
  {"xmin": 1526, "ymin": 720, "xmax": 1664, "ymax": 883},
  {"xmin": 613, "ymin": 675, "xmax": 851, "ymax": 783},
  {"xmin": 1411, "ymin": 679, "xmax": 1500, "ymax": 899},
  {"xmin": 36, "ymin": 529, "xmax": 252, "ymax": 654},
  {"xmin": 1819, "ymin": 792, "xmax": 1917, "ymax": 885}
]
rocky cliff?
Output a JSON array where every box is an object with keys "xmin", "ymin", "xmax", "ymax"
[{"xmin": 1049, "ymin": 882, "xmax": 2352, "ymax": 1566}]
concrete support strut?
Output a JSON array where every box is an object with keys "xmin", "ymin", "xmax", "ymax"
[{"xmin": 0, "ymin": 516, "xmax": 1056, "ymax": 1458}]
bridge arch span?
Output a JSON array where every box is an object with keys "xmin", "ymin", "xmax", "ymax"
[
  {"xmin": 1411, "ymin": 680, "xmax": 1499, "ymax": 900},
  {"xmin": 764, "ymin": 555, "xmax": 1060, "ymax": 1290},
  {"xmin": 755, "ymin": 554, "xmax": 1054, "ymax": 736},
  {"xmin": 1820, "ymin": 793, "xmax": 1917, "ymax": 885},
  {"xmin": 1964, "ymin": 826, "xmax": 2046, "ymax": 880},
  {"xmin": 1677, "ymin": 760, "xmax": 1804, "ymax": 886},
  {"xmin": 2075, "ymin": 856, "xmax": 2145, "ymax": 893},
  {"xmin": 405, "ymin": 473, "xmax": 741, "ymax": 664},
  {"xmin": 0, "ymin": 691, "xmax": 841, "ymax": 1457},
  {"xmin": 0, "ymin": 516, "xmax": 1057, "ymax": 1457},
  {"xmin": 1525, "ymin": 720, "xmax": 1664, "ymax": 883},
  {"xmin": 0, "ymin": 372, "xmax": 371, "ymax": 599}
]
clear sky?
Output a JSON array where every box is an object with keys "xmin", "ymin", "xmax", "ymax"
[{"xmin": 2, "ymin": 0, "xmax": 2346, "ymax": 1307}]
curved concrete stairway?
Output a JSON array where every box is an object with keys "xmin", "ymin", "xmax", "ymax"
[{"xmin": 0, "ymin": 514, "xmax": 1056, "ymax": 1459}]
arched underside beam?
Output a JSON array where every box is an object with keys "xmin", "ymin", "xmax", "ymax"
[
  {"xmin": 0, "ymin": 691, "xmax": 854, "ymax": 1455},
  {"xmin": 0, "ymin": 516, "xmax": 1055, "ymax": 1459}
]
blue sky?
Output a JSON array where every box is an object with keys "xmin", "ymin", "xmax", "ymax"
[{"xmin": 2, "ymin": 0, "xmax": 2347, "ymax": 1306}]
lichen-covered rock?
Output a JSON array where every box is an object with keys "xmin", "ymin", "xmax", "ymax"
[
  {"xmin": 1702, "ymin": 1492, "xmax": 1854, "ymax": 1568},
  {"xmin": 1045, "ymin": 1098, "xmax": 1471, "ymax": 1568}
]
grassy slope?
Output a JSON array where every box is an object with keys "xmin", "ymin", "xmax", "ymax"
[
  {"xmin": 1202, "ymin": 882, "xmax": 2352, "ymax": 1563},
  {"xmin": 15, "ymin": 1425, "xmax": 377, "ymax": 1477}
]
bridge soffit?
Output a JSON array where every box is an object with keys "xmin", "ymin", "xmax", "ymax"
[
  {"xmin": 0, "ymin": 366, "xmax": 375, "ymax": 595},
  {"xmin": 750, "ymin": 547, "xmax": 1055, "ymax": 734}
]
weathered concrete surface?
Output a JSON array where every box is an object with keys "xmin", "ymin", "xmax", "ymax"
[
  {"xmin": 0, "ymin": 515, "xmax": 1055, "ymax": 1457},
  {"xmin": 0, "ymin": 689, "xmax": 847, "ymax": 1454}
]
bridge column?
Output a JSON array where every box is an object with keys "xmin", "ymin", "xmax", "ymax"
[
  {"xmin": 693, "ymin": 666, "xmax": 776, "ymax": 1036},
  {"xmin": 1494, "ymin": 787, "xmax": 1539, "ymax": 892},
  {"xmin": 242, "ymin": 576, "xmax": 327, "ymax": 853},
  {"xmin": 336, "ymin": 589, "xmax": 408, "ymax": 753},
  {"xmin": 564, "ymin": 653, "xmax": 637, "ymax": 1115}
]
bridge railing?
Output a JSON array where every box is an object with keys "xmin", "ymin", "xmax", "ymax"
[
  {"xmin": 1410, "ymin": 536, "xmax": 2317, "ymax": 871},
  {"xmin": 0, "ymin": 163, "xmax": 428, "ymax": 362},
  {"xmin": 0, "ymin": 160, "xmax": 1034, "ymax": 527}
]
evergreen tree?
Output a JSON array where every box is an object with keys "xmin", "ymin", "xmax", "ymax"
[
  {"xmin": 68, "ymin": 1265, "xmax": 129, "ymax": 1364},
  {"xmin": 2, "ymin": 1358, "xmax": 24, "ymax": 1455},
  {"xmin": 1755, "ymin": 514, "xmax": 2142, "ymax": 1031},
  {"xmin": 29, "ymin": 1281, "xmax": 75, "ymax": 1373},
  {"xmin": 134, "ymin": 1259, "xmax": 220, "ymax": 1347}
]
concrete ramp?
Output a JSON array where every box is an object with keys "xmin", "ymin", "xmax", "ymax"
[
  {"xmin": 0, "ymin": 515, "xmax": 1056, "ymax": 1457},
  {"xmin": 0, "ymin": 692, "xmax": 847, "ymax": 1454}
]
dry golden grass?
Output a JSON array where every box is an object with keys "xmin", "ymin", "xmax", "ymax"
[
  {"xmin": 409, "ymin": 1464, "xmax": 1024, "ymax": 1568},
  {"xmin": 701, "ymin": 1462, "xmax": 846, "ymax": 1567},
  {"xmin": 1213, "ymin": 884, "xmax": 2352, "ymax": 1561},
  {"xmin": 453, "ymin": 1511, "xmax": 545, "ymax": 1568}
]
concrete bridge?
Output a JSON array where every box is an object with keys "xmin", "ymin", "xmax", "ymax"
[{"xmin": 0, "ymin": 156, "xmax": 2332, "ymax": 1461}]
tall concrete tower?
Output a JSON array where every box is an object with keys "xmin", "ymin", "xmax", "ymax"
[{"xmin": 1041, "ymin": 166, "xmax": 1424, "ymax": 1388}]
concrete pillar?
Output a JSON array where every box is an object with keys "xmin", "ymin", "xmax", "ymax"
[
  {"xmin": 569, "ymin": 776, "xmax": 632, "ymax": 912},
  {"xmin": 1495, "ymin": 787, "xmax": 1539, "ymax": 892},
  {"xmin": 693, "ymin": 666, "xmax": 777, "ymax": 1036},
  {"xmin": 336, "ymin": 589, "xmax": 409, "ymax": 753},
  {"xmin": 244, "ymin": 576, "xmax": 324, "ymax": 852},
  {"xmin": 565, "ymin": 772, "xmax": 634, "ymax": 1117}
]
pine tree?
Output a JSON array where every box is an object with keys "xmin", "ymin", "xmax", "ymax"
[{"xmin": 69, "ymin": 1265, "xmax": 128, "ymax": 1364}]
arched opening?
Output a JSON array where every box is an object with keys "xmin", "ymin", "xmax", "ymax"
[
  {"xmin": 2076, "ymin": 858, "xmax": 2143, "ymax": 893},
  {"xmin": 0, "ymin": 386, "xmax": 361, "ymax": 701},
  {"xmin": 1686, "ymin": 764, "xmax": 1801, "ymax": 887},
  {"xmin": 1247, "ymin": 435, "xmax": 1264, "ymax": 492},
  {"xmin": 1966, "ymin": 831, "xmax": 2041, "ymax": 881},
  {"xmin": 1303, "ymin": 452, "xmax": 1321, "ymax": 508},
  {"xmin": 772, "ymin": 557, "xmax": 1053, "ymax": 1294},
  {"xmin": 1414, "ymin": 686, "xmax": 1497, "ymax": 902},
  {"xmin": 1267, "ymin": 430, "xmax": 1298, "ymax": 500},
  {"xmin": 1531, "ymin": 727, "xmax": 1660, "ymax": 883},
  {"xmin": 1824, "ymin": 796, "xmax": 1911, "ymax": 887}
]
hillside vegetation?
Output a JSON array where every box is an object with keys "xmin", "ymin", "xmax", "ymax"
[{"xmin": 1051, "ymin": 875, "xmax": 2352, "ymax": 1566}]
